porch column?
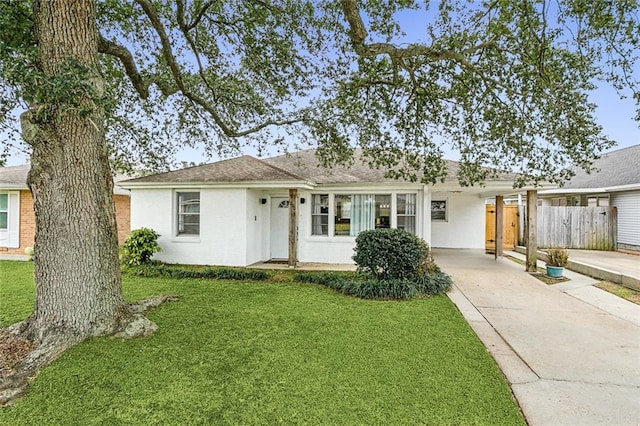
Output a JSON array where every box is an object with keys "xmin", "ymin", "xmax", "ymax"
[
  {"xmin": 525, "ymin": 190, "xmax": 537, "ymax": 272},
  {"xmin": 288, "ymin": 188, "xmax": 298, "ymax": 268},
  {"xmin": 494, "ymin": 195, "xmax": 504, "ymax": 260}
]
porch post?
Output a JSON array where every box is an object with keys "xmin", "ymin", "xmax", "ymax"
[
  {"xmin": 288, "ymin": 188, "xmax": 298, "ymax": 268},
  {"xmin": 495, "ymin": 195, "xmax": 504, "ymax": 260},
  {"xmin": 526, "ymin": 190, "xmax": 537, "ymax": 272}
]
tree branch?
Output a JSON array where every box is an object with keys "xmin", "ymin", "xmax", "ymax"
[
  {"xmin": 135, "ymin": 0, "xmax": 305, "ymax": 138},
  {"xmin": 97, "ymin": 36, "xmax": 149, "ymax": 98},
  {"xmin": 340, "ymin": 0, "xmax": 496, "ymax": 63},
  {"xmin": 97, "ymin": 36, "xmax": 179, "ymax": 98}
]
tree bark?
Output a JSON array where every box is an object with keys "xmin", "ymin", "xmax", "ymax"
[{"xmin": 24, "ymin": 0, "xmax": 130, "ymax": 344}]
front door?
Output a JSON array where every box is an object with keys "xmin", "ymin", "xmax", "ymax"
[{"xmin": 270, "ymin": 197, "xmax": 289, "ymax": 259}]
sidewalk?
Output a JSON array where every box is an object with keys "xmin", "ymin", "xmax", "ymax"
[
  {"xmin": 514, "ymin": 247, "xmax": 640, "ymax": 291},
  {"xmin": 434, "ymin": 249, "xmax": 640, "ymax": 426}
]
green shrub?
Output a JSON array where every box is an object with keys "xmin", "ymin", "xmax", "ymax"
[
  {"xmin": 416, "ymin": 240, "xmax": 441, "ymax": 275},
  {"xmin": 125, "ymin": 262, "xmax": 270, "ymax": 281},
  {"xmin": 414, "ymin": 272, "xmax": 453, "ymax": 295},
  {"xmin": 352, "ymin": 229, "xmax": 427, "ymax": 280},
  {"xmin": 292, "ymin": 272, "xmax": 351, "ymax": 286},
  {"xmin": 120, "ymin": 228, "xmax": 161, "ymax": 266},
  {"xmin": 295, "ymin": 273, "xmax": 428, "ymax": 300}
]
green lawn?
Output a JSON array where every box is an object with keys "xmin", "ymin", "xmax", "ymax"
[{"xmin": 0, "ymin": 260, "xmax": 524, "ymax": 425}]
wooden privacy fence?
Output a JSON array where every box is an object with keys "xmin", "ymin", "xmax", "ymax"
[{"xmin": 535, "ymin": 206, "xmax": 617, "ymax": 250}]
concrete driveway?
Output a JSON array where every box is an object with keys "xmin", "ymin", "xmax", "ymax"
[{"xmin": 434, "ymin": 249, "xmax": 640, "ymax": 426}]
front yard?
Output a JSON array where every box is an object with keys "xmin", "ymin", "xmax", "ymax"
[{"xmin": 0, "ymin": 261, "xmax": 524, "ymax": 424}]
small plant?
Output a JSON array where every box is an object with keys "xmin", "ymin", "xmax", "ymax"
[
  {"xmin": 120, "ymin": 228, "xmax": 161, "ymax": 266},
  {"xmin": 546, "ymin": 247, "xmax": 569, "ymax": 267}
]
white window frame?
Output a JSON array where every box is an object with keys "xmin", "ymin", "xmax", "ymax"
[
  {"xmin": 431, "ymin": 199, "xmax": 448, "ymax": 222},
  {"xmin": 0, "ymin": 193, "xmax": 8, "ymax": 231},
  {"xmin": 175, "ymin": 191, "xmax": 200, "ymax": 237},
  {"xmin": 0, "ymin": 191, "xmax": 20, "ymax": 248},
  {"xmin": 309, "ymin": 191, "xmax": 420, "ymax": 238},
  {"xmin": 311, "ymin": 194, "xmax": 329, "ymax": 236}
]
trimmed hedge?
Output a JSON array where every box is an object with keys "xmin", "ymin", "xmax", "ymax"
[
  {"xmin": 125, "ymin": 263, "xmax": 271, "ymax": 281},
  {"xmin": 293, "ymin": 271, "xmax": 452, "ymax": 300}
]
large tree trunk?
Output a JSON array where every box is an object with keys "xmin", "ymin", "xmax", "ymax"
[{"xmin": 25, "ymin": 0, "xmax": 129, "ymax": 343}]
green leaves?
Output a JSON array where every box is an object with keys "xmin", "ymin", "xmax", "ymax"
[{"xmin": 1, "ymin": 1, "xmax": 637, "ymax": 184}]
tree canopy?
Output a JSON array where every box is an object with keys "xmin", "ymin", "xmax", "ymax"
[{"xmin": 1, "ymin": 0, "xmax": 638, "ymax": 185}]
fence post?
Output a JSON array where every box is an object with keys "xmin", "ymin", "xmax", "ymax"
[{"xmin": 526, "ymin": 190, "xmax": 538, "ymax": 272}]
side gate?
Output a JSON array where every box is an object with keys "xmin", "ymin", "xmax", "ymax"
[{"xmin": 485, "ymin": 205, "xmax": 519, "ymax": 252}]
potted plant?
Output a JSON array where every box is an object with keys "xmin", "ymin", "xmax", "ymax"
[{"xmin": 546, "ymin": 247, "xmax": 568, "ymax": 278}]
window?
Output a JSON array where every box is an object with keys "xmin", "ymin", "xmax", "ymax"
[
  {"xmin": 431, "ymin": 200, "xmax": 447, "ymax": 221},
  {"xmin": 397, "ymin": 194, "xmax": 416, "ymax": 233},
  {"xmin": 0, "ymin": 192, "xmax": 19, "ymax": 248},
  {"xmin": 177, "ymin": 192, "xmax": 200, "ymax": 235},
  {"xmin": 313, "ymin": 192, "xmax": 419, "ymax": 237},
  {"xmin": 0, "ymin": 193, "xmax": 7, "ymax": 230},
  {"xmin": 374, "ymin": 195, "xmax": 391, "ymax": 229},
  {"xmin": 311, "ymin": 194, "xmax": 329, "ymax": 235},
  {"xmin": 334, "ymin": 194, "xmax": 352, "ymax": 235}
]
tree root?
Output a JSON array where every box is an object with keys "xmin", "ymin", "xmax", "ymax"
[{"xmin": 0, "ymin": 294, "xmax": 178, "ymax": 407}]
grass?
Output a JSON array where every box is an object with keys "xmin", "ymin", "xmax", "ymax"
[
  {"xmin": 594, "ymin": 281, "xmax": 640, "ymax": 305},
  {"xmin": 0, "ymin": 260, "xmax": 525, "ymax": 425}
]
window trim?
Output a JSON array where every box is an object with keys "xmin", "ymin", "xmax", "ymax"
[
  {"xmin": 311, "ymin": 194, "xmax": 329, "ymax": 236},
  {"xmin": 0, "ymin": 191, "xmax": 20, "ymax": 248},
  {"xmin": 308, "ymin": 191, "xmax": 420, "ymax": 238},
  {"xmin": 430, "ymin": 199, "xmax": 448, "ymax": 222},
  {"xmin": 175, "ymin": 191, "xmax": 201, "ymax": 237},
  {"xmin": 0, "ymin": 193, "xmax": 8, "ymax": 231}
]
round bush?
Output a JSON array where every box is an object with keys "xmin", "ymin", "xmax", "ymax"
[
  {"xmin": 120, "ymin": 227, "xmax": 161, "ymax": 266},
  {"xmin": 352, "ymin": 228, "xmax": 427, "ymax": 280}
]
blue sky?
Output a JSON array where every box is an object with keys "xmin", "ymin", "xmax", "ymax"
[{"xmin": 4, "ymin": 3, "xmax": 639, "ymax": 166}]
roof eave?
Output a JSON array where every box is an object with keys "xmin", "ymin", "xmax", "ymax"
[
  {"xmin": 0, "ymin": 184, "xmax": 29, "ymax": 190},
  {"xmin": 119, "ymin": 180, "xmax": 316, "ymax": 190}
]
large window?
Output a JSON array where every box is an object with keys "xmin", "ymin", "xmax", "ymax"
[
  {"xmin": 311, "ymin": 194, "xmax": 329, "ymax": 235},
  {"xmin": 0, "ymin": 193, "xmax": 7, "ymax": 230},
  {"xmin": 316, "ymin": 193, "xmax": 416, "ymax": 237},
  {"xmin": 177, "ymin": 192, "xmax": 200, "ymax": 235}
]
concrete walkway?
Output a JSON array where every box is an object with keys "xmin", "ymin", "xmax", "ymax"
[
  {"xmin": 434, "ymin": 249, "xmax": 640, "ymax": 426},
  {"xmin": 514, "ymin": 247, "xmax": 640, "ymax": 290}
]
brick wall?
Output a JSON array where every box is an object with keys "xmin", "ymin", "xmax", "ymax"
[
  {"xmin": 0, "ymin": 191, "xmax": 130, "ymax": 255},
  {"xmin": 114, "ymin": 194, "xmax": 131, "ymax": 245}
]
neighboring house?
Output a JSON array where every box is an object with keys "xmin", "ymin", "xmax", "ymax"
[
  {"xmin": 120, "ymin": 149, "xmax": 530, "ymax": 266},
  {"xmin": 0, "ymin": 164, "xmax": 131, "ymax": 259},
  {"xmin": 539, "ymin": 144, "xmax": 640, "ymax": 252}
]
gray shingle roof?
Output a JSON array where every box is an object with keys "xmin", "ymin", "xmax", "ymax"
[
  {"xmin": 0, "ymin": 163, "xmax": 132, "ymax": 195},
  {"xmin": 124, "ymin": 149, "xmax": 518, "ymax": 186},
  {"xmin": 0, "ymin": 164, "xmax": 30, "ymax": 187},
  {"xmin": 123, "ymin": 155, "xmax": 305, "ymax": 183},
  {"xmin": 264, "ymin": 149, "xmax": 517, "ymax": 184},
  {"xmin": 563, "ymin": 144, "xmax": 640, "ymax": 189}
]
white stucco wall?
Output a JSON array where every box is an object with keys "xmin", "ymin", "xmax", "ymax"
[
  {"xmin": 430, "ymin": 192, "xmax": 486, "ymax": 249},
  {"xmin": 130, "ymin": 187, "xmax": 253, "ymax": 266},
  {"xmin": 130, "ymin": 185, "xmax": 489, "ymax": 266},
  {"xmin": 297, "ymin": 188, "xmax": 428, "ymax": 264}
]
